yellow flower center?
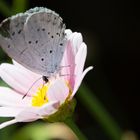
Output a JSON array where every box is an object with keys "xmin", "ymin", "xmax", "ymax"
[
  {"xmin": 32, "ymin": 83, "xmax": 50, "ymax": 107},
  {"xmin": 31, "ymin": 79, "xmax": 72, "ymax": 107}
]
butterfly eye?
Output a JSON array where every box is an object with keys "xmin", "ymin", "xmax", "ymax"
[{"xmin": 50, "ymin": 50, "xmax": 53, "ymax": 53}]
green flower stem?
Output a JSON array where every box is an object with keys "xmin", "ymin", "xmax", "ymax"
[
  {"xmin": 77, "ymin": 84, "xmax": 122, "ymax": 140},
  {"xmin": 65, "ymin": 118, "xmax": 88, "ymax": 140}
]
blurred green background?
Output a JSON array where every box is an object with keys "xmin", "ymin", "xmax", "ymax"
[{"xmin": 0, "ymin": 0, "xmax": 139, "ymax": 140}]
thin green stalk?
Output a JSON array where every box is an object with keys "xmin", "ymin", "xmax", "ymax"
[
  {"xmin": 77, "ymin": 84, "xmax": 122, "ymax": 140},
  {"xmin": 65, "ymin": 118, "xmax": 88, "ymax": 140}
]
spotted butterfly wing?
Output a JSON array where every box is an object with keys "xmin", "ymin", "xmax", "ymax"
[
  {"xmin": 0, "ymin": 13, "xmax": 29, "ymax": 64},
  {"xmin": 0, "ymin": 7, "xmax": 67, "ymax": 76}
]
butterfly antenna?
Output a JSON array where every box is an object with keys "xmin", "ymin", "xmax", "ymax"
[{"xmin": 22, "ymin": 77, "xmax": 42, "ymax": 99}]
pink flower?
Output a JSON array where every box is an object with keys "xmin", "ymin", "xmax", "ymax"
[{"xmin": 0, "ymin": 29, "xmax": 93, "ymax": 129}]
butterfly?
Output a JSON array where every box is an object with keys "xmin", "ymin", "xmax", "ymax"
[{"xmin": 0, "ymin": 7, "xmax": 67, "ymax": 81}]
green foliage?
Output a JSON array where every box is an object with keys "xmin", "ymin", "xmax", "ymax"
[
  {"xmin": 0, "ymin": 80, "xmax": 8, "ymax": 87},
  {"xmin": 11, "ymin": 122, "xmax": 52, "ymax": 140},
  {"xmin": 0, "ymin": 118, "xmax": 17, "ymax": 140},
  {"xmin": 12, "ymin": 0, "xmax": 28, "ymax": 14},
  {"xmin": 11, "ymin": 122, "xmax": 78, "ymax": 140},
  {"xmin": 78, "ymin": 84, "xmax": 123, "ymax": 140},
  {"xmin": 0, "ymin": 0, "xmax": 28, "ymax": 17},
  {"xmin": 0, "ymin": 0, "xmax": 11, "ymax": 17}
]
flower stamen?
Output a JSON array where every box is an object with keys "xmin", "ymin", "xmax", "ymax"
[{"xmin": 32, "ymin": 83, "xmax": 50, "ymax": 107}]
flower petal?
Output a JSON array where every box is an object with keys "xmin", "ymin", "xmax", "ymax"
[
  {"xmin": 15, "ymin": 109, "xmax": 40, "ymax": 122},
  {"xmin": 48, "ymin": 79, "xmax": 69, "ymax": 104},
  {"xmin": 72, "ymin": 66, "xmax": 93, "ymax": 97},
  {"xmin": 0, "ymin": 87, "xmax": 31, "ymax": 107},
  {"xmin": 15, "ymin": 101, "xmax": 59, "ymax": 122},
  {"xmin": 61, "ymin": 40, "xmax": 75, "ymax": 89},
  {"xmin": 69, "ymin": 32, "xmax": 83, "ymax": 55},
  {"xmin": 0, "ymin": 119, "xmax": 17, "ymax": 129},
  {"xmin": 0, "ymin": 63, "xmax": 43, "ymax": 96},
  {"xmin": 0, "ymin": 107, "xmax": 23, "ymax": 117},
  {"xmin": 61, "ymin": 32, "xmax": 83, "ymax": 89},
  {"xmin": 37, "ymin": 101, "xmax": 59, "ymax": 116},
  {"xmin": 75, "ymin": 43, "xmax": 87, "ymax": 77},
  {"xmin": 12, "ymin": 60, "xmax": 41, "ymax": 78}
]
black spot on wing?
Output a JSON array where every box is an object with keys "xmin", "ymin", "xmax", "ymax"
[
  {"xmin": 18, "ymin": 29, "xmax": 22, "ymax": 34},
  {"xmin": 12, "ymin": 32, "xmax": 15, "ymax": 36},
  {"xmin": 28, "ymin": 41, "xmax": 32, "ymax": 44},
  {"xmin": 60, "ymin": 43, "xmax": 63, "ymax": 46},
  {"xmin": 41, "ymin": 58, "xmax": 44, "ymax": 61},
  {"xmin": 42, "ymin": 28, "xmax": 45, "ymax": 31},
  {"xmin": 56, "ymin": 32, "xmax": 60, "ymax": 36}
]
